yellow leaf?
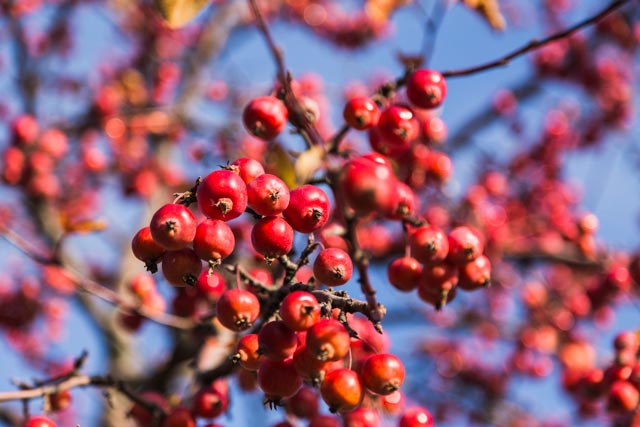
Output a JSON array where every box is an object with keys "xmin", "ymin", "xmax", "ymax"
[
  {"xmin": 365, "ymin": 0, "xmax": 413, "ymax": 23},
  {"xmin": 265, "ymin": 143, "xmax": 297, "ymax": 189},
  {"xmin": 61, "ymin": 217, "xmax": 107, "ymax": 234},
  {"xmin": 154, "ymin": 0, "xmax": 210, "ymax": 29},
  {"xmin": 295, "ymin": 145, "xmax": 325, "ymax": 185},
  {"xmin": 461, "ymin": 0, "xmax": 506, "ymax": 31}
]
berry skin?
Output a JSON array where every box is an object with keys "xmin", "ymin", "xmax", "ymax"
[
  {"xmin": 23, "ymin": 416, "xmax": 57, "ymax": 427},
  {"xmin": 343, "ymin": 406, "xmax": 380, "ymax": 427},
  {"xmin": 447, "ymin": 226, "xmax": 484, "ymax": 265},
  {"xmin": 193, "ymin": 219, "xmax": 235, "ymax": 265},
  {"xmin": 361, "ymin": 353, "xmax": 405, "ymax": 395},
  {"xmin": 313, "ymin": 248, "xmax": 353, "ymax": 286},
  {"xmin": 292, "ymin": 344, "xmax": 340, "ymax": 384},
  {"xmin": 343, "ymin": 96, "xmax": 380, "ymax": 130},
  {"xmin": 607, "ymin": 380, "xmax": 639, "ymax": 412},
  {"xmin": 410, "ymin": 225, "xmax": 449, "ymax": 265},
  {"xmin": 229, "ymin": 157, "xmax": 265, "ymax": 184},
  {"xmin": 279, "ymin": 290, "xmax": 321, "ymax": 331},
  {"xmin": 458, "ymin": 254, "xmax": 491, "ymax": 291},
  {"xmin": 163, "ymin": 407, "xmax": 196, "ymax": 427},
  {"xmin": 149, "ymin": 204, "xmax": 197, "ymax": 250},
  {"xmin": 234, "ymin": 333, "xmax": 263, "ymax": 371},
  {"xmin": 398, "ymin": 407, "xmax": 435, "ymax": 427},
  {"xmin": 161, "ymin": 248, "xmax": 202, "ymax": 287},
  {"xmin": 258, "ymin": 320, "xmax": 298, "ymax": 361},
  {"xmin": 338, "ymin": 155, "xmax": 395, "ymax": 216},
  {"xmin": 258, "ymin": 358, "xmax": 303, "ymax": 402},
  {"xmin": 377, "ymin": 105, "xmax": 420, "ymax": 151},
  {"xmin": 308, "ymin": 414, "xmax": 341, "ymax": 427},
  {"xmin": 418, "ymin": 262, "xmax": 459, "ymax": 309},
  {"xmin": 387, "ymin": 257, "xmax": 422, "ymax": 292},
  {"xmin": 406, "ymin": 69, "xmax": 447, "ymax": 110},
  {"xmin": 216, "ymin": 288, "xmax": 260, "ymax": 331},
  {"xmin": 131, "ymin": 226, "xmax": 166, "ymax": 272},
  {"xmin": 283, "ymin": 185, "xmax": 331, "ymax": 233},
  {"xmin": 195, "ymin": 269, "xmax": 226, "ymax": 302},
  {"xmin": 197, "ymin": 170, "xmax": 248, "ymax": 221},
  {"xmin": 306, "ymin": 318, "xmax": 351, "ymax": 362},
  {"xmin": 387, "ymin": 181, "xmax": 417, "ymax": 220},
  {"xmin": 243, "ymin": 96, "xmax": 288, "ymax": 140},
  {"xmin": 49, "ymin": 389, "xmax": 72, "ymax": 412},
  {"xmin": 247, "ymin": 173, "xmax": 290, "ymax": 216},
  {"xmin": 320, "ymin": 368, "xmax": 364, "ymax": 413},
  {"xmin": 192, "ymin": 384, "xmax": 229, "ymax": 419},
  {"xmin": 251, "ymin": 216, "xmax": 294, "ymax": 260}
]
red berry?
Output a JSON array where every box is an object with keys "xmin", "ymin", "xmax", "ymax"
[
  {"xmin": 195, "ymin": 269, "xmax": 226, "ymax": 302},
  {"xmin": 292, "ymin": 344, "xmax": 340, "ymax": 383},
  {"xmin": 197, "ymin": 170, "xmax": 248, "ymax": 221},
  {"xmin": 387, "ymin": 257, "xmax": 422, "ymax": 292},
  {"xmin": 49, "ymin": 389, "xmax": 72, "ymax": 412},
  {"xmin": 421, "ymin": 115, "xmax": 447, "ymax": 144},
  {"xmin": 258, "ymin": 358, "xmax": 303, "ymax": 402},
  {"xmin": 313, "ymin": 248, "xmax": 353, "ymax": 286},
  {"xmin": 338, "ymin": 155, "xmax": 395, "ymax": 215},
  {"xmin": 132, "ymin": 226, "xmax": 166, "ymax": 271},
  {"xmin": 23, "ymin": 416, "xmax": 57, "ymax": 427},
  {"xmin": 216, "ymin": 288, "xmax": 260, "ymax": 331},
  {"xmin": 285, "ymin": 386, "xmax": 319, "ymax": 419},
  {"xmin": 380, "ymin": 390, "xmax": 404, "ymax": 414},
  {"xmin": 129, "ymin": 274, "xmax": 157, "ymax": 300},
  {"xmin": 192, "ymin": 384, "xmax": 229, "ymax": 419},
  {"xmin": 361, "ymin": 353, "xmax": 405, "ymax": 395},
  {"xmin": 398, "ymin": 407, "xmax": 434, "ymax": 427},
  {"xmin": 230, "ymin": 157, "xmax": 265, "ymax": 184},
  {"xmin": 607, "ymin": 380, "xmax": 639, "ymax": 412},
  {"xmin": 13, "ymin": 114, "xmax": 39, "ymax": 144},
  {"xmin": 234, "ymin": 333, "xmax": 263, "ymax": 371},
  {"xmin": 377, "ymin": 105, "xmax": 419, "ymax": 151},
  {"xmin": 306, "ymin": 318, "xmax": 351, "ymax": 362},
  {"xmin": 243, "ymin": 96, "xmax": 288, "ymax": 140},
  {"xmin": 149, "ymin": 204, "xmax": 196, "ymax": 250},
  {"xmin": 163, "ymin": 407, "xmax": 195, "ymax": 427},
  {"xmin": 406, "ymin": 69, "xmax": 447, "ymax": 109},
  {"xmin": 447, "ymin": 226, "xmax": 484, "ymax": 264},
  {"xmin": 386, "ymin": 181, "xmax": 417, "ymax": 220},
  {"xmin": 129, "ymin": 392, "xmax": 170, "ymax": 427},
  {"xmin": 258, "ymin": 320, "xmax": 298, "ymax": 361},
  {"xmin": 343, "ymin": 406, "xmax": 380, "ymax": 427},
  {"xmin": 247, "ymin": 173, "xmax": 290, "ymax": 216},
  {"xmin": 280, "ymin": 290, "xmax": 321, "ymax": 331},
  {"xmin": 251, "ymin": 216, "xmax": 294, "ymax": 259},
  {"xmin": 614, "ymin": 331, "xmax": 639, "ymax": 353},
  {"xmin": 410, "ymin": 225, "xmax": 449, "ymax": 264},
  {"xmin": 418, "ymin": 282, "xmax": 457, "ymax": 310},
  {"xmin": 283, "ymin": 185, "xmax": 331, "ymax": 233},
  {"xmin": 161, "ymin": 248, "xmax": 202, "ymax": 287},
  {"xmin": 308, "ymin": 414, "xmax": 341, "ymax": 427},
  {"xmin": 343, "ymin": 97, "xmax": 380, "ymax": 130},
  {"xmin": 458, "ymin": 254, "xmax": 491, "ymax": 291},
  {"xmin": 320, "ymin": 368, "xmax": 364, "ymax": 413},
  {"xmin": 193, "ymin": 219, "xmax": 235, "ymax": 265},
  {"xmin": 418, "ymin": 261, "xmax": 458, "ymax": 308}
]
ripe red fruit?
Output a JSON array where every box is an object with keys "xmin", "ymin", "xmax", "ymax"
[
  {"xmin": 421, "ymin": 115, "xmax": 447, "ymax": 144},
  {"xmin": 283, "ymin": 185, "xmax": 331, "ymax": 233},
  {"xmin": 343, "ymin": 406, "xmax": 380, "ymax": 427},
  {"xmin": 197, "ymin": 170, "xmax": 248, "ymax": 221},
  {"xmin": 192, "ymin": 384, "xmax": 229, "ymax": 419},
  {"xmin": 129, "ymin": 274, "xmax": 157, "ymax": 300},
  {"xmin": 258, "ymin": 358, "xmax": 303, "ymax": 402},
  {"xmin": 251, "ymin": 216, "xmax": 294, "ymax": 259},
  {"xmin": 229, "ymin": 157, "xmax": 265, "ymax": 184},
  {"xmin": 258, "ymin": 320, "xmax": 298, "ymax": 360},
  {"xmin": 387, "ymin": 181, "xmax": 417, "ymax": 220},
  {"xmin": 398, "ymin": 407, "xmax": 435, "ymax": 427},
  {"xmin": 377, "ymin": 105, "xmax": 419, "ymax": 151},
  {"xmin": 343, "ymin": 96, "xmax": 380, "ymax": 130},
  {"xmin": 234, "ymin": 333, "xmax": 263, "ymax": 371},
  {"xmin": 247, "ymin": 173, "xmax": 290, "ymax": 216},
  {"xmin": 387, "ymin": 257, "xmax": 422, "ymax": 292},
  {"xmin": 132, "ymin": 226, "xmax": 166, "ymax": 271},
  {"xmin": 418, "ymin": 284, "xmax": 457, "ymax": 310},
  {"xmin": 607, "ymin": 380, "xmax": 639, "ymax": 412},
  {"xmin": 313, "ymin": 248, "xmax": 353, "ymax": 286},
  {"xmin": 458, "ymin": 254, "xmax": 491, "ymax": 290},
  {"xmin": 306, "ymin": 318, "xmax": 351, "ymax": 362},
  {"xmin": 447, "ymin": 226, "xmax": 484, "ymax": 264},
  {"xmin": 285, "ymin": 386, "xmax": 319, "ymax": 419},
  {"xmin": 280, "ymin": 290, "xmax": 321, "ymax": 331},
  {"xmin": 161, "ymin": 248, "xmax": 202, "ymax": 286},
  {"xmin": 320, "ymin": 368, "xmax": 364, "ymax": 413},
  {"xmin": 406, "ymin": 69, "xmax": 447, "ymax": 110},
  {"xmin": 216, "ymin": 288, "xmax": 260, "ymax": 331},
  {"xmin": 23, "ymin": 416, "xmax": 57, "ymax": 427},
  {"xmin": 361, "ymin": 353, "xmax": 405, "ymax": 395},
  {"xmin": 49, "ymin": 389, "xmax": 72, "ymax": 412},
  {"xmin": 193, "ymin": 219, "xmax": 235, "ymax": 265},
  {"xmin": 292, "ymin": 344, "xmax": 341, "ymax": 383},
  {"xmin": 410, "ymin": 225, "xmax": 449, "ymax": 265},
  {"xmin": 243, "ymin": 96, "xmax": 288, "ymax": 140},
  {"xmin": 195, "ymin": 269, "xmax": 226, "ymax": 302},
  {"xmin": 380, "ymin": 390, "xmax": 404, "ymax": 414},
  {"xmin": 614, "ymin": 331, "xmax": 639, "ymax": 353},
  {"xmin": 163, "ymin": 407, "xmax": 195, "ymax": 427},
  {"xmin": 13, "ymin": 114, "xmax": 39, "ymax": 144},
  {"xmin": 308, "ymin": 414, "xmax": 341, "ymax": 427},
  {"xmin": 338, "ymin": 155, "xmax": 395, "ymax": 215},
  {"xmin": 418, "ymin": 262, "xmax": 459, "ymax": 309},
  {"xmin": 149, "ymin": 204, "xmax": 197, "ymax": 250},
  {"xmin": 129, "ymin": 392, "xmax": 170, "ymax": 427}
]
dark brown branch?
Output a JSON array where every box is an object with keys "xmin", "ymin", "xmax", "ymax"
[
  {"xmin": 441, "ymin": 0, "xmax": 632, "ymax": 78},
  {"xmin": 504, "ymin": 249, "xmax": 607, "ymax": 271}
]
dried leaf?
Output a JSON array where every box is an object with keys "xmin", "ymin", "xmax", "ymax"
[
  {"xmin": 265, "ymin": 143, "xmax": 297, "ymax": 189},
  {"xmin": 365, "ymin": 0, "xmax": 413, "ymax": 23},
  {"xmin": 154, "ymin": 0, "xmax": 209, "ymax": 29},
  {"xmin": 61, "ymin": 216, "xmax": 107, "ymax": 234},
  {"xmin": 461, "ymin": 0, "xmax": 506, "ymax": 31},
  {"xmin": 295, "ymin": 145, "xmax": 325, "ymax": 185}
]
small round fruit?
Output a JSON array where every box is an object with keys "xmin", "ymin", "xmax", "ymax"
[
  {"xmin": 279, "ymin": 290, "xmax": 321, "ymax": 331},
  {"xmin": 247, "ymin": 173, "xmax": 290, "ymax": 216},
  {"xmin": 306, "ymin": 318, "xmax": 351, "ymax": 362},
  {"xmin": 163, "ymin": 407, "xmax": 196, "ymax": 427},
  {"xmin": 320, "ymin": 368, "xmax": 364, "ymax": 413},
  {"xmin": 216, "ymin": 288, "xmax": 260, "ymax": 331},
  {"xmin": 195, "ymin": 269, "xmax": 226, "ymax": 302},
  {"xmin": 338, "ymin": 155, "xmax": 395, "ymax": 215},
  {"xmin": 398, "ymin": 407, "xmax": 434, "ymax": 427},
  {"xmin": 447, "ymin": 226, "xmax": 484, "ymax": 264},
  {"xmin": 258, "ymin": 358, "xmax": 302, "ymax": 401},
  {"xmin": 234, "ymin": 333, "xmax": 263, "ymax": 371},
  {"xmin": 377, "ymin": 105, "xmax": 419, "ymax": 150},
  {"xmin": 313, "ymin": 248, "xmax": 353, "ymax": 286},
  {"xmin": 283, "ymin": 185, "xmax": 331, "ymax": 233},
  {"xmin": 361, "ymin": 353, "xmax": 405, "ymax": 395},
  {"xmin": 387, "ymin": 257, "xmax": 422, "ymax": 292},
  {"xmin": 192, "ymin": 384, "xmax": 229, "ymax": 419},
  {"xmin": 243, "ymin": 96, "xmax": 288, "ymax": 140},
  {"xmin": 197, "ymin": 170, "xmax": 248, "ymax": 221},
  {"xmin": 149, "ymin": 204, "xmax": 197, "ymax": 250},
  {"xmin": 23, "ymin": 416, "xmax": 57, "ymax": 427},
  {"xmin": 193, "ymin": 219, "xmax": 235, "ymax": 265},
  {"xmin": 410, "ymin": 225, "xmax": 449, "ymax": 265},
  {"xmin": 258, "ymin": 320, "xmax": 298, "ymax": 361},
  {"xmin": 230, "ymin": 157, "xmax": 265, "ymax": 184},
  {"xmin": 251, "ymin": 216, "xmax": 294, "ymax": 259},
  {"xmin": 343, "ymin": 96, "xmax": 380, "ymax": 130},
  {"xmin": 458, "ymin": 254, "xmax": 491, "ymax": 291},
  {"xmin": 161, "ymin": 248, "xmax": 202, "ymax": 286},
  {"xmin": 406, "ymin": 69, "xmax": 447, "ymax": 110},
  {"xmin": 131, "ymin": 226, "xmax": 166, "ymax": 272},
  {"xmin": 343, "ymin": 406, "xmax": 380, "ymax": 427}
]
